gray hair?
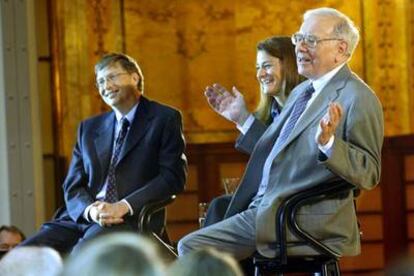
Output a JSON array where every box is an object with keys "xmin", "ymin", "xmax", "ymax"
[
  {"xmin": 304, "ymin": 7, "xmax": 360, "ymax": 56},
  {"xmin": 0, "ymin": 246, "xmax": 63, "ymax": 276},
  {"xmin": 61, "ymin": 232, "xmax": 164, "ymax": 276},
  {"xmin": 168, "ymin": 247, "xmax": 243, "ymax": 276}
]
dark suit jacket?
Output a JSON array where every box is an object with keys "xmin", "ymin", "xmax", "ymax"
[
  {"xmin": 204, "ymin": 105, "xmax": 281, "ymax": 227},
  {"xmin": 59, "ymin": 96, "xmax": 187, "ymax": 231}
]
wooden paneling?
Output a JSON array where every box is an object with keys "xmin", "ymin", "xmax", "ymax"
[
  {"xmin": 341, "ymin": 244, "xmax": 385, "ymax": 271},
  {"xmin": 357, "ymin": 187, "xmax": 382, "ymax": 212},
  {"xmin": 380, "ymin": 136, "xmax": 409, "ymax": 264},
  {"xmin": 218, "ymin": 162, "xmax": 246, "ymax": 180},
  {"xmin": 410, "ymin": 243, "xmax": 414, "ymax": 256},
  {"xmin": 186, "ymin": 165, "xmax": 199, "ymax": 192},
  {"xmin": 167, "ymin": 193, "xmax": 198, "ymax": 222},
  {"xmin": 167, "ymin": 222, "xmax": 199, "ymax": 243},
  {"xmin": 359, "ymin": 214, "xmax": 383, "ymax": 241},
  {"xmin": 406, "ymin": 184, "xmax": 414, "ymax": 210},
  {"xmin": 404, "ymin": 155, "xmax": 414, "ymax": 181},
  {"xmin": 408, "ymin": 213, "xmax": 414, "ymax": 239}
]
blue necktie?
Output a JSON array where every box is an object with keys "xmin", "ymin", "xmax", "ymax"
[
  {"xmin": 105, "ymin": 118, "xmax": 130, "ymax": 203},
  {"xmin": 274, "ymin": 84, "xmax": 315, "ymax": 149},
  {"xmin": 270, "ymin": 100, "xmax": 280, "ymax": 121}
]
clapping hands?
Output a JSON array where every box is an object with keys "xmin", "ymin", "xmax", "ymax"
[{"xmin": 204, "ymin": 83, "xmax": 250, "ymax": 126}]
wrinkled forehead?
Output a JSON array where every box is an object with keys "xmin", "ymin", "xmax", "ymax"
[{"xmin": 299, "ymin": 15, "xmax": 336, "ymax": 37}]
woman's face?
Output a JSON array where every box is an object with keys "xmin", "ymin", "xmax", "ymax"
[{"xmin": 256, "ymin": 50, "xmax": 283, "ymax": 96}]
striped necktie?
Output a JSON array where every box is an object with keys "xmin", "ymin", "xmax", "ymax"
[
  {"xmin": 105, "ymin": 117, "xmax": 130, "ymax": 203},
  {"xmin": 274, "ymin": 84, "xmax": 315, "ymax": 149}
]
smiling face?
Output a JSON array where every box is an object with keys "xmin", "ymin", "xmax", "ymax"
[
  {"xmin": 296, "ymin": 15, "xmax": 347, "ymax": 80},
  {"xmin": 96, "ymin": 62, "xmax": 141, "ymax": 114},
  {"xmin": 256, "ymin": 50, "xmax": 283, "ymax": 97}
]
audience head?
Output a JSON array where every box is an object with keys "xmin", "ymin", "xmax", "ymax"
[
  {"xmin": 255, "ymin": 36, "xmax": 305, "ymax": 122},
  {"xmin": 168, "ymin": 247, "xmax": 243, "ymax": 276},
  {"xmin": 0, "ymin": 225, "xmax": 25, "ymax": 253},
  {"xmin": 0, "ymin": 246, "xmax": 62, "ymax": 276},
  {"xmin": 61, "ymin": 232, "xmax": 164, "ymax": 276}
]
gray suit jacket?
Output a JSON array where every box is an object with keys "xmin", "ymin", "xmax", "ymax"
[{"xmin": 225, "ymin": 65, "xmax": 384, "ymax": 257}]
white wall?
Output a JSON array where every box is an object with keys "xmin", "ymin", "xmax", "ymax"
[{"xmin": 0, "ymin": 0, "xmax": 45, "ymax": 235}]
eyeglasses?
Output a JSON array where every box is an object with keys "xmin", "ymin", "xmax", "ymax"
[
  {"xmin": 291, "ymin": 33, "xmax": 343, "ymax": 48},
  {"xmin": 96, "ymin": 72, "xmax": 129, "ymax": 88}
]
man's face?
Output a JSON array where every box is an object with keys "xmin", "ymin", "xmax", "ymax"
[
  {"xmin": 295, "ymin": 15, "xmax": 344, "ymax": 80},
  {"xmin": 96, "ymin": 62, "xmax": 140, "ymax": 111},
  {"xmin": 0, "ymin": 230, "xmax": 23, "ymax": 251}
]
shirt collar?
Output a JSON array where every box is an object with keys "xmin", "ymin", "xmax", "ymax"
[
  {"xmin": 311, "ymin": 63, "xmax": 346, "ymax": 93},
  {"xmin": 114, "ymin": 103, "xmax": 139, "ymax": 124}
]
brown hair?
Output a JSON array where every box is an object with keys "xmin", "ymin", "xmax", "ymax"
[
  {"xmin": 95, "ymin": 53, "xmax": 144, "ymax": 92},
  {"xmin": 0, "ymin": 225, "xmax": 25, "ymax": 240},
  {"xmin": 255, "ymin": 36, "xmax": 305, "ymax": 123}
]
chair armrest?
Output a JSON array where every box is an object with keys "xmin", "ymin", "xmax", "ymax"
[
  {"xmin": 138, "ymin": 195, "xmax": 176, "ymax": 233},
  {"xmin": 276, "ymin": 181, "xmax": 355, "ymax": 264}
]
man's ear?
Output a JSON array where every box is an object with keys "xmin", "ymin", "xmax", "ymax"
[
  {"xmin": 131, "ymin": 72, "xmax": 140, "ymax": 87},
  {"xmin": 338, "ymin": 40, "xmax": 349, "ymax": 56},
  {"xmin": 336, "ymin": 40, "xmax": 349, "ymax": 62}
]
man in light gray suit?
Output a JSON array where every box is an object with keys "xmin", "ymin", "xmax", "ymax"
[{"xmin": 178, "ymin": 7, "xmax": 384, "ymax": 260}]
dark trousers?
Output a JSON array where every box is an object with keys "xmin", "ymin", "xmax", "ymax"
[
  {"xmin": 20, "ymin": 218, "xmax": 135, "ymax": 255},
  {"xmin": 203, "ymin": 194, "xmax": 232, "ymax": 227}
]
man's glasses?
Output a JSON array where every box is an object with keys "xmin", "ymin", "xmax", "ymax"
[
  {"xmin": 291, "ymin": 33, "xmax": 343, "ymax": 48},
  {"xmin": 96, "ymin": 72, "xmax": 129, "ymax": 88}
]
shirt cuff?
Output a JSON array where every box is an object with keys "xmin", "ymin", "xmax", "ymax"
[
  {"xmin": 318, "ymin": 136, "xmax": 335, "ymax": 157},
  {"xmin": 121, "ymin": 199, "xmax": 133, "ymax": 216},
  {"xmin": 83, "ymin": 204, "xmax": 94, "ymax": 222},
  {"xmin": 236, "ymin": 114, "xmax": 254, "ymax": 135}
]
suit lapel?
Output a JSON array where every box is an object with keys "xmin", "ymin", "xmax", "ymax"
[
  {"xmin": 117, "ymin": 97, "xmax": 154, "ymax": 163},
  {"xmin": 94, "ymin": 113, "xmax": 116, "ymax": 178},
  {"xmin": 275, "ymin": 65, "xmax": 351, "ymax": 155}
]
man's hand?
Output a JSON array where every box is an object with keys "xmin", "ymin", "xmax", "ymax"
[
  {"xmin": 89, "ymin": 201, "xmax": 130, "ymax": 227},
  {"xmin": 204, "ymin": 83, "xmax": 250, "ymax": 125},
  {"xmin": 317, "ymin": 102, "xmax": 343, "ymax": 145},
  {"xmin": 89, "ymin": 201, "xmax": 103, "ymax": 224}
]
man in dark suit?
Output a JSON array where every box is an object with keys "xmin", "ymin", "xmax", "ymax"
[
  {"xmin": 21, "ymin": 53, "xmax": 187, "ymax": 254},
  {"xmin": 178, "ymin": 7, "xmax": 383, "ymax": 260}
]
